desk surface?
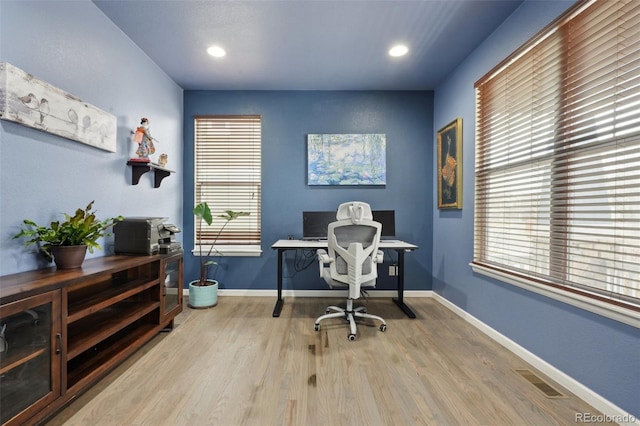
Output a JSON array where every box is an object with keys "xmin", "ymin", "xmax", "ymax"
[{"xmin": 272, "ymin": 239, "xmax": 418, "ymax": 250}]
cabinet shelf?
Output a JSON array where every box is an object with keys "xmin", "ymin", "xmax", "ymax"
[
  {"xmin": 67, "ymin": 278, "xmax": 159, "ymax": 323},
  {"xmin": 67, "ymin": 300, "xmax": 160, "ymax": 360},
  {"xmin": 127, "ymin": 161, "xmax": 174, "ymax": 188},
  {"xmin": 67, "ymin": 322, "xmax": 157, "ymax": 390},
  {"xmin": 0, "ymin": 347, "xmax": 47, "ymax": 375}
]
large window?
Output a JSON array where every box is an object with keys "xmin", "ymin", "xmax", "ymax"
[
  {"xmin": 194, "ymin": 115, "xmax": 261, "ymax": 255},
  {"xmin": 474, "ymin": 0, "xmax": 640, "ymax": 327}
]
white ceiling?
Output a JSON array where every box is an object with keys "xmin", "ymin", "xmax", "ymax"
[{"xmin": 93, "ymin": 0, "xmax": 523, "ymax": 91}]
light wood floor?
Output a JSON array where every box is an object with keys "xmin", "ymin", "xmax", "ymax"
[{"xmin": 47, "ymin": 297, "xmax": 613, "ymax": 426}]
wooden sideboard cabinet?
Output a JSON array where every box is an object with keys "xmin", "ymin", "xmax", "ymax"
[{"xmin": 0, "ymin": 252, "xmax": 183, "ymax": 426}]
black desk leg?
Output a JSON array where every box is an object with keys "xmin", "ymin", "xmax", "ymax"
[
  {"xmin": 392, "ymin": 249, "xmax": 416, "ymax": 318},
  {"xmin": 272, "ymin": 249, "xmax": 284, "ymax": 317}
]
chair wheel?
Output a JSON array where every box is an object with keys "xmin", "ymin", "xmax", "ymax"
[
  {"xmin": 348, "ymin": 333, "xmax": 356, "ymax": 341},
  {"xmin": 314, "ymin": 324, "xmax": 320, "ymax": 331},
  {"xmin": 380, "ymin": 324, "xmax": 387, "ymax": 332}
]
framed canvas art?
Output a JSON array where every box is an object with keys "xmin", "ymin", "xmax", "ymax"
[
  {"xmin": 0, "ymin": 62, "xmax": 117, "ymax": 152},
  {"xmin": 437, "ymin": 118, "xmax": 462, "ymax": 209},
  {"xmin": 307, "ymin": 133, "xmax": 386, "ymax": 186}
]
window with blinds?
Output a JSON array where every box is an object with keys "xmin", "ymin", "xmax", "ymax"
[
  {"xmin": 194, "ymin": 116, "xmax": 261, "ymax": 249},
  {"xmin": 474, "ymin": 0, "xmax": 640, "ymax": 319}
]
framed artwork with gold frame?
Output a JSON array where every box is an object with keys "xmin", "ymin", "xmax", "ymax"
[{"xmin": 437, "ymin": 118, "xmax": 462, "ymax": 209}]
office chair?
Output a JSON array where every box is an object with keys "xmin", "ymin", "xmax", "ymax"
[{"xmin": 314, "ymin": 201, "xmax": 387, "ymax": 341}]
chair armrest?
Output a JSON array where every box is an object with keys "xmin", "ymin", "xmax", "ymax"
[
  {"xmin": 374, "ymin": 250, "xmax": 384, "ymax": 264},
  {"xmin": 316, "ymin": 249, "xmax": 330, "ymax": 262},
  {"xmin": 316, "ymin": 249, "xmax": 333, "ymax": 276}
]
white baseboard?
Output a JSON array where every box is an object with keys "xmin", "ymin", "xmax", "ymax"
[
  {"xmin": 431, "ymin": 292, "xmax": 639, "ymax": 426},
  {"xmin": 183, "ymin": 289, "xmax": 433, "ymax": 298}
]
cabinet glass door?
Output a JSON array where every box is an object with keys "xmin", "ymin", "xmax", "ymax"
[
  {"xmin": 161, "ymin": 254, "xmax": 182, "ymax": 320},
  {"xmin": 0, "ymin": 292, "xmax": 60, "ymax": 424}
]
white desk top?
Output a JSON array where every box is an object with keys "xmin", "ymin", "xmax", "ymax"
[{"xmin": 272, "ymin": 239, "xmax": 418, "ymax": 251}]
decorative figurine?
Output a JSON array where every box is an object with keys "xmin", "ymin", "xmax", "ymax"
[
  {"xmin": 131, "ymin": 117, "xmax": 158, "ymax": 161},
  {"xmin": 158, "ymin": 153, "xmax": 168, "ymax": 168}
]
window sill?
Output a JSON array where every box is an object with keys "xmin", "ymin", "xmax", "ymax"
[
  {"xmin": 470, "ymin": 263, "xmax": 640, "ymax": 329},
  {"xmin": 192, "ymin": 245, "xmax": 262, "ymax": 257}
]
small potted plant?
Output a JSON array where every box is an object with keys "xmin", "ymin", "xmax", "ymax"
[
  {"xmin": 13, "ymin": 201, "xmax": 123, "ymax": 269},
  {"xmin": 189, "ymin": 202, "xmax": 249, "ymax": 308}
]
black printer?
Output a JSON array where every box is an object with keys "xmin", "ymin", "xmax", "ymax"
[{"xmin": 114, "ymin": 217, "xmax": 181, "ymax": 255}]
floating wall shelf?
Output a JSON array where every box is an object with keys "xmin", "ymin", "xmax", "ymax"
[{"xmin": 127, "ymin": 161, "xmax": 174, "ymax": 188}]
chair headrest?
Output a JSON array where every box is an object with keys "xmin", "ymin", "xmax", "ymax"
[{"xmin": 336, "ymin": 201, "xmax": 373, "ymax": 224}]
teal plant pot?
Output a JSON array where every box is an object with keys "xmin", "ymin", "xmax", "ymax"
[{"xmin": 188, "ymin": 279, "xmax": 218, "ymax": 308}]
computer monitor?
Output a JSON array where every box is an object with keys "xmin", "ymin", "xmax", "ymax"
[
  {"xmin": 373, "ymin": 210, "xmax": 396, "ymax": 238},
  {"xmin": 302, "ymin": 210, "xmax": 395, "ymax": 239},
  {"xmin": 302, "ymin": 211, "xmax": 335, "ymax": 240}
]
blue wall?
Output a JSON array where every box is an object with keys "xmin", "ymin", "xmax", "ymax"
[
  {"xmin": 183, "ymin": 91, "xmax": 433, "ymax": 291},
  {"xmin": 0, "ymin": 0, "xmax": 184, "ymax": 275},
  {"xmin": 3, "ymin": 0, "xmax": 636, "ymax": 418},
  {"xmin": 433, "ymin": 0, "xmax": 640, "ymax": 417}
]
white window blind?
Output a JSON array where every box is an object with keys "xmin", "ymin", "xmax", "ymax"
[
  {"xmin": 194, "ymin": 115, "xmax": 261, "ymax": 246},
  {"xmin": 474, "ymin": 0, "xmax": 640, "ymax": 317}
]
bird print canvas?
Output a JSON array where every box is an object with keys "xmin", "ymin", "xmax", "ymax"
[{"xmin": 0, "ymin": 62, "xmax": 116, "ymax": 152}]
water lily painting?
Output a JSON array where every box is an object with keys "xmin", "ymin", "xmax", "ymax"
[{"xmin": 307, "ymin": 133, "xmax": 386, "ymax": 186}]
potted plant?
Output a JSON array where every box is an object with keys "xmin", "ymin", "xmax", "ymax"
[
  {"xmin": 13, "ymin": 201, "xmax": 123, "ymax": 269},
  {"xmin": 189, "ymin": 202, "xmax": 249, "ymax": 308}
]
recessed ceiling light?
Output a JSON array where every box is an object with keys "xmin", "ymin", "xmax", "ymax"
[
  {"xmin": 207, "ymin": 46, "xmax": 226, "ymax": 58},
  {"xmin": 389, "ymin": 44, "xmax": 409, "ymax": 57}
]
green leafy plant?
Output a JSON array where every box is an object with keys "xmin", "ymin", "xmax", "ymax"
[
  {"xmin": 193, "ymin": 202, "xmax": 249, "ymax": 286},
  {"xmin": 13, "ymin": 201, "xmax": 123, "ymax": 262}
]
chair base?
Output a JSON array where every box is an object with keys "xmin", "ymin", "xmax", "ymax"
[{"xmin": 314, "ymin": 298, "xmax": 386, "ymax": 341}]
